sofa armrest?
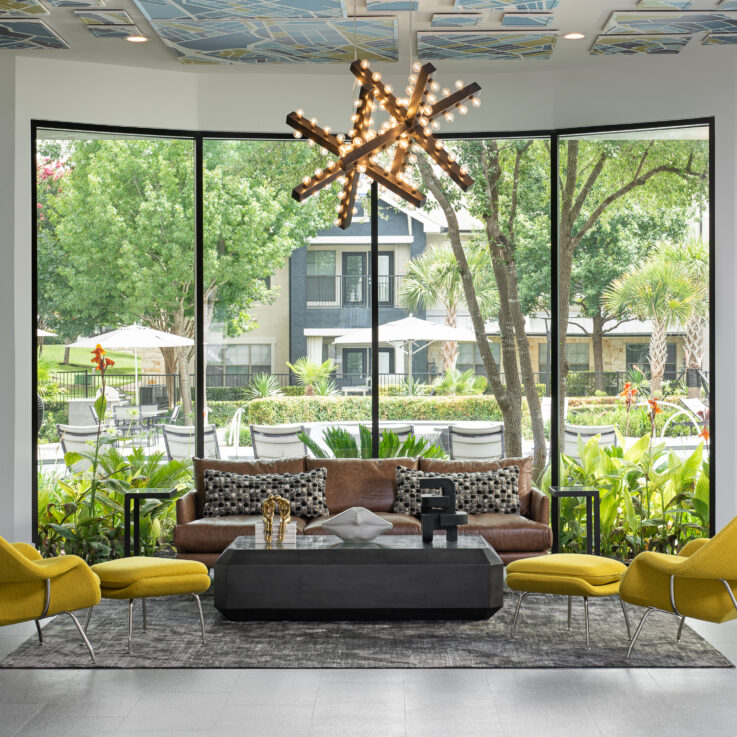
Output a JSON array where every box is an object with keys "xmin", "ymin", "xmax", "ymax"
[
  {"xmin": 177, "ymin": 490, "xmax": 199, "ymax": 525},
  {"xmin": 529, "ymin": 486, "xmax": 549, "ymax": 526}
]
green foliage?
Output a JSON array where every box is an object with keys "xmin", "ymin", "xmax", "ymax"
[
  {"xmin": 432, "ymin": 368, "xmax": 487, "ymax": 396},
  {"xmin": 286, "ymin": 357, "xmax": 336, "ymax": 387},
  {"xmin": 567, "ymin": 402, "xmax": 700, "ymax": 438},
  {"xmin": 247, "ymin": 395, "xmax": 503, "ymax": 426},
  {"xmin": 398, "ymin": 378, "xmax": 430, "ymax": 396},
  {"xmin": 299, "ymin": 425, "xmax": 446, "ymax": 460},
  {"xmin": 37, "ymin": 446, "xmax": 193, "ymax": 563},
  {"xmin": 206, "ymin": 386, "xmax": 250, "ymax": 402},
  {"xmin": 206, "ymin": 401, "xmax": 246, "ymax": 430},
  {"xmin": 312, "ymin": 378, "xmax": 340, "ymax": 396},
  {"xmin": 36, "ymin": 357, "xmax": 66, "ymax": 401},
  {"xmin": 37, "ymin": 399, "xmax": 68, "ymax": 443},
  {"xmin": 540, "ymin": 434, "xmax": 709, "ymax": 558},
  {"xmin": 245, "ymin": 373, "xmax": 282, "ymax": 400}
]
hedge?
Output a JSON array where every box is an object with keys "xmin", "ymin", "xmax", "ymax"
[{"xmin": 247, "ymin": 395, "xmax": 503, "ymax": 426}]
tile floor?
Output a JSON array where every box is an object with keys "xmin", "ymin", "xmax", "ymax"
[{"xmin": 1, "ymin": 617, "xmax": 736, "ymax": 737}]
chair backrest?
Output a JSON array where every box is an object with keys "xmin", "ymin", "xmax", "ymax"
[
  {"xmin": 169, "ymin": 404, "xmax": 181, "ymax": 423},
  {"xmin": 250, "ymin": 424, "xmax": 307, "ymax": 459},
  {"xmin": 0, "ymin": 536, "xmax": 43, "ymax": 583},
  {"xmin": 89, "ymin": 405, "xmax": 99, "ymax": 423},
  {"xmin": 448, "ymin": 423, "xmax": 505, "ymax": 461},
  {"xmin": 139, "ymin": 404, "xmax": 159, "ymax": 418},
  {"xmin": 379, "ymin": 424, "xmax": 413, "ymax": 442},
  {"xmin": 114, "ymin": 405, "xmax": 139, "ymax": 422},
  {"xmin": 57, "ymin": 424, "xmax": 100, "ymax": 456},
  {"xmin": 162, "ymin": 424, "xmax": 220, "ymax": 461},
  {"xmin": 563, "ymin": 423, "xmax": 617, "ymax": 458}
]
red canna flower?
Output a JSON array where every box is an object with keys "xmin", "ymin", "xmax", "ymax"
[
  {"xmin": 647, "ymin": 398, "xmax": 662, "ymax": 415},
  {"xmin": 699, "ymin": 427, "xmax": 710, "ymax": 441}
]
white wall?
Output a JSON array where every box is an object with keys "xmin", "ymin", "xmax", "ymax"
[{"xmin": 5, "ymin": 52, "xmax": 736, "ymax": 538}]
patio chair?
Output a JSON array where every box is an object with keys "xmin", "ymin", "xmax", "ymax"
[
  {"xmin": 250, "ymin": 423, "xmax": 309, "ymax": 459},
  {"xmin": 57, "ymin": 424, "xmax": 101, "ymax": 472},
  {"xmin": 113, "ymin": 405, "xmax": 142, "ymax": 438},
  {"xmin": 162, "ymin": 424, "xmax": 220, "ymax": 461},
  {"xmin": 358, "ymin": 423, "xmax": 413, "ymax": 443},
  {"xmin": 448, "ymin": 423, "xmax": 505, "ymax": 461},
  {"xmin": 563, "ymin": 423, "xmax": 617, "ymax": 460}
]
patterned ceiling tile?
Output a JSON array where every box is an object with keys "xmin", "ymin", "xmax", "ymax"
[
  {"xmin": 430, "ymin": 13, "xmax": 481, "ymax": 27},
  {"xmin": 636, "ymin": 0, "xmax": 693, "ymax": 8},
  {"xmin": 133, "ymin": 0, "xmax": 347, "ymax": 21},
  {"xmin": 0, "ymin": 0, "xmax": 47, "ymax": 15},
  {"xmin": 366, "ymin": 0, "xmax": 418, "ymax": 9},
  {"xmin": 502, "ymin": 13, "xmax": 553, "ymax": 27},
  {"xmin": 149, "ymin": 17, "xmax": 398, "ymax": 64},
  {"xmin": 454, "ymin": 0, "xmax": 558, "ymax": 10},
  {"xmin": 88, "ymin": 24, "xmax": 143, "ymax": 37},
  {"xmin": 602, "ymin": 11, "xmax": 737, "ymax": 35},
  {"xmin": 417, "ymin": 30, "xmax": 557, "ymax": 60},
  {"xmin": 46, "ymin": 0, "xmax": 104, "ymax": 7},
  {"xmin": 0, "ymin": 18, "xmax": 69, "ymax": 48},
  {"xmin": 590, "ymin": 33, "xmax": 691, "ymax": 54},
  {"xmin": 74, "ymin": 10, "xmax": 135, "ymax": 25},
  {"xmin": 703, "ymin": 31, "xmax": 737, "ymax": 42}
]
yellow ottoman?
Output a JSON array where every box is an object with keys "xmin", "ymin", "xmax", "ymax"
[
  {"xmin": 89, "ymin": 557, "xmax": 211, "ymax": 653},
  {"xmin": 506, "ymin": 554, "xmax": 629, "ymax": 650}
]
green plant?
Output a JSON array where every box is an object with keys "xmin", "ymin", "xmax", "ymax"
[
  {"xmin": 432, "ymin": 368, "xmax": 487, "ymax": 396},
  {"xmin": 37, "ymin": 356, "xmax": 67, "ymax": 401},
  {"xmin": 312, "ymin": 377, "xmax": 340, "ymax": 396},
  {"xmin": 245, "ymin": 373, "xmax": 282, "ymax": 400},
  {"xmin": 399, "ymin": 378, "xmax": 430, "ymax": 396},
  {"xmin": 286, "ymin": 357, "xmax": 336, "ymax": 389},
  {"xmin": 298, "ymin": 425, "xmax": 447, "ymax": 459},
  {"xmin": 625, "ymin": 365, "xmax": 650, "ymax": 395}
]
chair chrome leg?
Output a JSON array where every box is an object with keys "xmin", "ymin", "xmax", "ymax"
[
  {"xmin": 65, "ymin": 611, "xmax": 96, "ymax": 664},
  {"xmin": 142, "ymin": 599, "xmax": 147, "ymax": 633},
  {"xmin": 567, "ymin": 596, "xmax": 572, "ymax": 631},
  {"xmin": 620, "ymin": 598, "xmax": 632, "ymax": 641},
  {"xmin": 193, "ymin": 594, "xmax": 206, "ymax": 644},
  {"xmin": 128, "ymin": 599, "xmax": 134, "ymax": 654},
  {"xmin": 676, "ymin": 615, "xmax": 686, "ymax": 643},
  {"xmin": 583, "ymin": 596, "xmax": 590, "ymax": 651},
  {"xmin": 510, "ymin": 592, "xmax": 527, "ymax": 639},
  {"xmin": 35, "ymin": 619, "xmax": 43, "ymax": 645},
  {"xmin": 83, "ymin": 606, "xmax": 93, "ymax": 633},
  {"xmin": 626, "ymin": 607, "xmax": 655, "ymax": 661}
]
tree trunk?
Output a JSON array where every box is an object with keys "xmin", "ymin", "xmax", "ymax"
[
  {"xmin": 160, "ymin": 347, "xmax": 178, "ymax": 409},
  {"xmin": 37, "ymin": 337, "xmax": 43, "ymax": 357},
  {"xmin": 648, "ymin": 318, "xmax": 667, "ymax": 397},
  {"xmin": 63, "ymin": 346, "xmax": 70, "ymax": 365},
  {"xmin": 177, "ymin": 345, "xmax": 194, "ymax": 425},
  {"xmin": 441, "ymin": 305, "xmax": 458, "ymax": 371},
  {"xmin": 684, "ymin": 313, "xmax": 705, "ymax": 398},
  {"xmin": 592, "ymin": 313, "xmax": 605, "ymax": 392}
]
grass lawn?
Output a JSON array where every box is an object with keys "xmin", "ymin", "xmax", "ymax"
[{"xmin": 38, "ymin": 344, "xmax": 141, "ymax": 375}]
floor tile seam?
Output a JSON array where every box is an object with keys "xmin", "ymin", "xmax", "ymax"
[{"xmin": 7, "ymin": 703, "xmax": 45, "ymax": 737}]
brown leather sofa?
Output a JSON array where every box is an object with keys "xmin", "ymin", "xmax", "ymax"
[{"xmin": 175, "ymin": 456, "xmax": 552, "ymax": 567}]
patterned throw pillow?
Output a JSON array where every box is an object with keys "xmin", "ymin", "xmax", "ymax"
[
  {"xmin": 202, "ymin": 468, "xmax": 329, "ymax": 519},
  {"xmin": 394, "ymin": 466, "xmax": 520, "ymax": 516}
]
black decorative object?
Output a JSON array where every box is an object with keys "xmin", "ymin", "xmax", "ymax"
[
  {"xmin": 550, "ymin": 486, "xmax": 601, "ymax": 555},
  {"xmin": 419, "ymin": 477, "xmax": 468, "ymax": 543}
]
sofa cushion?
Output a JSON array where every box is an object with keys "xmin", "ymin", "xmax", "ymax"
[
  {"xmin": 174, "ymin": 515, "xmax": 308, "ymax": 553},
  {"xmin": 460, "ymin": 514, "xmax": 552, "ymax": 553},
  {"xmin": 193, "ymin": 457, "xmax": 306, "ymax": 517},
  {"xmin": 394, "ymin": 466, "xmax": 520, "ymax": 516},
  {"xmin": 419, "ymin": 457, "xmax": 534, "ymax": 516},
  {"xmin": 305, "ymin": 457, "xmax": 419, "ymax": 513},
  {"xmin": 304, "ymin": 512, "xmax": 422, "ymax": 536}
]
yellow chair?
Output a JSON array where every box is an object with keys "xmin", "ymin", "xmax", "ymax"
[
  {"xmin": 0, "ymin": 537, "xmax": 100, "ymax": 662},
  {"xmin": 506, "ymin": 553, "xmax": 630, "ymax": 650},
  {"xmin": 620, "ymin": 516, "xmax": 737, "ymax": 660},
  {"xmin": 88, "ymin": 556, "xmax": 211, "ymax": 654}
]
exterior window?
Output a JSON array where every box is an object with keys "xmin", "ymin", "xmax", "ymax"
[
  {"xmin": 456, "ymin": 341, "xmax": 500, "ymax": 374},
  {"xmin": 306, "ymin": 250, "xmax": 336, "ymax": 302},
  {"xmin": 341, "ymin": 348, "xmax": 394, "ymax": 377},
  {"xmin": 539, "ymin": 342, "xmax": 589, "ymax": 372},
  {"xmin": 206, "ymin": 343, "xmax": 271, "ymax": 386},
  {"xmin": 626, "ymin": 342, "xmax": 677, "ymax": 380}
]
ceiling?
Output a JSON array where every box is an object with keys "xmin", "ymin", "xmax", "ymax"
[{"xmin": 0, "ymin": 0, "xmax": 735, "ymax": 71}]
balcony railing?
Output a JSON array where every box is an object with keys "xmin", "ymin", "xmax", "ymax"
[{"xmin": 306, "ymin": 275, "xmax": 405, "ymax": 308}]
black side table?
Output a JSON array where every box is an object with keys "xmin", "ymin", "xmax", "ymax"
[
  {"xmin": 124, "ymin": 488, "xmax": 177, "ymax": 557},
  {"xmin": 550, "ymin": 486, "xmax": 601, "ymax": 556}
]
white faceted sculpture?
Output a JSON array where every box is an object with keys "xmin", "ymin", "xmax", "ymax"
[{"xmin": 322, "ymin": 506, "xmax": 393, "ymax": 542}]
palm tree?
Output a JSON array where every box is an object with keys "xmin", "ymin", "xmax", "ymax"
[
  {"xmin": 657, "ymin": 237, "xmax": 709, "ymax": 398},
  {"xmin": 400, "ymin": 242, "xmax": 497, "ymax": 372},
  {"xmin": 604, "ymin": 258, "xmax": 694, "ymax": 396}
]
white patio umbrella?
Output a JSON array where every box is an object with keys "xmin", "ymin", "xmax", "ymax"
[
  {"xmin": 69, "ymin": 324, "xmax": 194, "ymax": 402},
  {"xmin": 333, "ymin": 315, "xmax": 476, "ymax": 382},
  {"xmin": 37, "ymin": 328, "xmax": 56, "ymax": 337}
]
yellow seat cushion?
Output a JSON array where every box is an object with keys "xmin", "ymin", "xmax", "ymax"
[
  {"xmin": 506, "ymin": 554, "xmax": 626, "ymax": 597},
  {"xmin": 91, "ymin": 557, "xmax": 209, "ymax": 594}
]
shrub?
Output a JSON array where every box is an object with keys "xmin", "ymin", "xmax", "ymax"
[
  {"xmin": 206, "ymin": 401, "xmax": 246, "ymax": 429},
  {"xmin": 205, "ymin": 387, "xmax": 250, "ymax": 402},
  {"xmin": 38, "ymin": 399, "xmax": 68, "ymax": 443},
  {"xmin": 247, "ymin": 395, "xmax": 503, "ymax": 426}
]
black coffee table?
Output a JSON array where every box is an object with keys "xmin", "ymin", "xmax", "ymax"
[{"xmin": 214, "ymin": 535, "xmax": 503, "ymax": 621}]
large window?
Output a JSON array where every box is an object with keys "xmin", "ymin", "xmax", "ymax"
[{"xmin": 32, "ymin": 119, "xmax": 713, "ymax": 556}]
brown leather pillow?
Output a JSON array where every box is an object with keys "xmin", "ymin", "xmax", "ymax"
[
  {"xmin": 193, "ymin": 457, "xmax": 306, "ymax": 517},
  {"xmin": 418, "ymin": 456, "xmax": 534, "ymax": 516}
]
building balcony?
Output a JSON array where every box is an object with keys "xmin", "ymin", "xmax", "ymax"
[{"xmin": 305, "ymin": 275, "xmax": 406, "ymax": 309}]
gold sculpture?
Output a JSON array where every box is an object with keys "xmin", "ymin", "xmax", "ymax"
[{"xmin": 261, "ymin": 495, "xmax": 292, "ymax": 546}]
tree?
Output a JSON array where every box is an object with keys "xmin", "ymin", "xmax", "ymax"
[
  {"xmin": 604, "ymin": 259, "xmax": 694, "ymax": 396},
  {"xmin": 399, "ymin": 242, "xmax": 497, "ymax": 371},
  {"xmin": 43, "ymin": 138, "xmax": 330, "ymax": 421}
]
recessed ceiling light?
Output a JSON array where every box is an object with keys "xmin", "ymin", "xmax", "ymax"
[
  {"xmin": 564, "ymin": 32, "xmax": 586, "ymax": 40},
  {"xmin": 126, "ymin": 35, "xmax": 148, "ymax": 43}
]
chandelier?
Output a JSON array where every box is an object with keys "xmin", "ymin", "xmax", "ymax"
[{"xmin": 286, "ymin": 59, "xmax": 481, "ymax": 230}]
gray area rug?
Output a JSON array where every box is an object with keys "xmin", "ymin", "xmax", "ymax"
[{"xmin": 2, "ymin": 588, "xmax": 731, "ymax": 669}]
